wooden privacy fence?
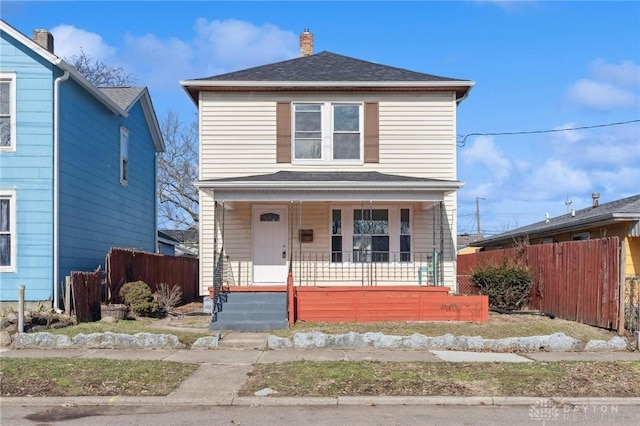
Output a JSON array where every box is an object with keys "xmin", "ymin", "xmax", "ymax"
[
  {"xmin": 69, "ymin": 267, "xmax": 102, "ymax": 322},
  {"xmin": 457, "ymin": 237, "xmax": 620, "ymax": 330},
  {"xmin": 106, "ymin": 248, "xmax": 198, "ymax": 304}
]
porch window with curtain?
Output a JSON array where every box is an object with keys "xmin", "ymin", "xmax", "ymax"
[{"xmin": 353, "ymin": 209, "xmax": 389, "ymax": 262}]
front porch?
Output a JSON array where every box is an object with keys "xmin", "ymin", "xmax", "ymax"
[{"xmin": 198, "ymin": 171, "xmax": 488, "ymax": 327}]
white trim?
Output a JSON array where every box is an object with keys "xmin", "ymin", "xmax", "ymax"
[
  {"xmin": 0, "ymin": 188, "xmax": 17, "ymax": 272},
  {"xmin": 292, "ymin": 102, "xmax": 364, "ymax": 165},
  {"xmin": 120, "ymin": 126, "xmax": 129, "ymax": 186},
  {"xmin": 181, "ymin": 79, "xmax": 475, "ymax": 89},
  {"xmin": 330, "ymin": 204, "xmax": 413, "ymax": 263},
  {"xmin": 0, "ymin": 72, "xmax": 17, "ymax": 152}
]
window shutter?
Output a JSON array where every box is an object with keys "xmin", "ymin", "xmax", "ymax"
[
  {"xmin": 364, "ymin": 102, "xmax": 379, "ymax": 163},
  {"xmin": 276, "ymin": 102, "xmax": 291, "ymax": 163}
]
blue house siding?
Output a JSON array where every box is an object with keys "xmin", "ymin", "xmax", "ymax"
[
  {"xmin": 58, "ymin": 81, "xmax": 157, "ymax": 283},
  {"xmin": 0, "ymin": 30, "xmax": 54, "ymax": 302}
]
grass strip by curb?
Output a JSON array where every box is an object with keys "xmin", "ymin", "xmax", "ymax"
[
  {"xmin": 241, "ymin": 360, "xmax": 640, "ymax": 398},
  {"xmin": 0, "ymin": 358, "xmax": 199, "ymax": 397}
]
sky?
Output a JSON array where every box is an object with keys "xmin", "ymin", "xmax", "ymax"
[{"xmin": 3, "ymin": 0, "xmax": 640, "ymax": 236}]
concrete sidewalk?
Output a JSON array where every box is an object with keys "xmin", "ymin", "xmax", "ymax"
[{"xmin": 1, "ymin": 341, "xmax": 639, "ymax": 408}]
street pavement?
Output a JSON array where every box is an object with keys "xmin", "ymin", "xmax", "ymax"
[{"xmin": 1, "ymin": 332, "xmax": 639, "ymax": 408}]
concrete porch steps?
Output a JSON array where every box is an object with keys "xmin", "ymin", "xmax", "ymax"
[{"xmin": 210, "ymin": 292, "xmax": 288, "ymax": 332}]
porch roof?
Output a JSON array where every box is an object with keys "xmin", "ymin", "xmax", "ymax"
[{"xmin": 197, "ymin": 171, "xmax": 464, "ymax": 202}]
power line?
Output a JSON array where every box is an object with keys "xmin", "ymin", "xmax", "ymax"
[{"xmin": 457, "ymin": 119, "xmax": 640, "ymax": 147}]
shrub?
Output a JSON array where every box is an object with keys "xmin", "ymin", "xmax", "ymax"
[
  {"xmin": 155, "ymin": 283, "xmax": 183, "ymax": 312},
  {"xmin": 471, "ymin": 262, "xmax": 533, "ymax": 310},
  {"xmin": 119, "ymin": 281, "xmax": 158, "ymax": 317}
]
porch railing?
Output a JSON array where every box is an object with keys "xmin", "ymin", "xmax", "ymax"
[
  {"xmin": 214, "ymin": 251, "xmax": 440, "ymax": 287},
  {"xmin": 292, "ymin": 251, "xmax": 439, "ymax": 286}
]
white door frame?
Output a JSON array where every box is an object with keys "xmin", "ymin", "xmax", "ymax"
[{"xmin": 252, "ymin": 205, "xmax": 288, "ymax": 284}]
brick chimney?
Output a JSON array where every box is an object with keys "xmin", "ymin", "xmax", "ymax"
[
  {"xmin": 33, "ymin": 29, "xmax": 54, "ymax": 54},
  {"xmin": 300, "ymin": 28, "xmax": 313, "ymax": 57},
  {"xmin": 592, "ymin": 192, "xmax": 600, "ymax": 208}
]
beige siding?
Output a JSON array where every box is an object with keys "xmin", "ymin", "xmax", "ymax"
[
  {"xmin": 201, "ymin": 200, "xmax": 458, "ymax": 289},
  {"xmin": 199, "ymin": 91, "xmax": 460, "ymax": 290},
  {"xmin": 200, "ymin": 92, "xmax": 456, "ymax": 180},
  {"xmin": 199, "ymin": 190, "xmax": 215, "ymax": 295}
]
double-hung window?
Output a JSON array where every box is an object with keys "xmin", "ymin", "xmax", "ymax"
[
  {"xmin": 0, "ymin": 189, "xmax": 16, "ymax": 272},
  {"xmin": 331, "ymin": 206, "xmax": 412, "ymax": 263},
  {"xmin": 293, "ymin": 102, "xmax": 362, "ymax": 163},
  {"xmin": 0, "ymin": 72, "xmax": 17, "ymax": 152}
]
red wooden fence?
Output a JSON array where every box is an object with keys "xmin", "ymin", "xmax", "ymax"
[
  {"xmin": 70, "ymin": 267, "xmax": 102, "ymax": 322},
  {"xmin": 105, "ymin": 248, "xmax": 198, "ymax": 304},
  {"xmin": 457, "ymin": 237, "xmax": 620, "ymax": 329}
]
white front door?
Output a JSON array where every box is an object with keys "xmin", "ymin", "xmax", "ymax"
[{"xmin": 252, "ymin": 206, "xmax": 288, "ymax": 284}]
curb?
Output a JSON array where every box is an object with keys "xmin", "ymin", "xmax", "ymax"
[{"xmin": 2, "ymin": 396, "xmax": 640, "ymax": 407}]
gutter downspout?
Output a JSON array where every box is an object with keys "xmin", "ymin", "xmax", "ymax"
[{"xmin": 53, "ymin": 70, "xmax": 69, "ymax": 313}]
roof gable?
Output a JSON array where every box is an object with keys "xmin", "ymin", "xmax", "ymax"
[{"xmin": 98, "ymin": 87, "xmax": 164, "ymax": 152}]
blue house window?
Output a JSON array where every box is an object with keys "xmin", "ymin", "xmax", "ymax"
[
  {"xmin": 0, "ymin": 72, "xmax": 16, "ymax": 152},
  {"xmin": 0, "ymin": 189, "xmax": 16, "ymax": 272},
  {"xmin": 120, "ymin": 127, "xmax": 129, "ymax": 186}
]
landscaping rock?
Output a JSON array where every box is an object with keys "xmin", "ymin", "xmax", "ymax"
[
  {"xmin": 584, "ymin": 339, "xmax": 610, "ymax": 351},
  {"xmin": 267, "ymin": 335, "xmax": 292, "ymax": 349},
  {"xmin": 191, "ymin": 336, "xmax": 220, "ymax": 349},
  {"xmin": 73, "ymin": 331, "xmax": 142, "ymax": 349},
  {"xmin": 13, "ymin": 332, "xmax": 72, "ymax": 348},
  {"xmin": 134, "ymin": 332, "xmax": 184, "ymax": 349},
  {"xmin": 0, "ymin": 330, "xmax": 12, "ymax": 346},
  {"xmin": 607, "ymin": 336, "xmax": 628, "ymax": 351},
  {"xmin": 546, "ymin": 332, "xmax": 582, "ymax": 351}
]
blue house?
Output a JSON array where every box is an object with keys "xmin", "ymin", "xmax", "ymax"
[{"xmin": 0, "ymin": 20, "xmax": 164, "ymax": 309}]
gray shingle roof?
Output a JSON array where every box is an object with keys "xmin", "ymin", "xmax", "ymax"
[
  {"xmin": 160, "ymin": 229, "xmax": 198, "ymax": 243},
  {"xmin": 195, "ymin": 51, "xmax": 468, "ymax": 83},
  {"xmin": 97, "ymin": 87, "xmax": 145, "ymax": 111},
  {"xmin": 201, "ymin": 171, "xmax": 458, "ymax": 184},
  {"xmin": 473, "ymin": 194, "xmax": 640, "ymax": 246}
]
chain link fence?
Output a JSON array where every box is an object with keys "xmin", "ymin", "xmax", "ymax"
[
  {"xmin": 456, "ymin": 274, "xmax": 480, "ymax": 295},
  {"xmin": 625, "ymin": 276, "xmax": 639, "ymax": 337}
]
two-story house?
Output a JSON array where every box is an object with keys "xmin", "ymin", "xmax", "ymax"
[
  {"xmin": 181, "ymin": 30, "xmax": 478, "ymax": 329},
  {"xmin": 0, "ymin": 20, "xmax": 164, "ymax": 310}
]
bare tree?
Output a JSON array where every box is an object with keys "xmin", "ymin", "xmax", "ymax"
[
  {"xmin": 66, "ymin": 49, "xmax": 136, "ymax": 86},
  {"xmin": 158, "ymin": 110, "xmax": 199, "ymax": 229}
]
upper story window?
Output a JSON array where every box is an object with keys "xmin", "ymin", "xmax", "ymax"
[
  {"xmin": 293, "ymin": 102, "xmax": 362, "ymax": 163},
  {"xmin": 0, "ymin": 72, "xmax": 17, "ymax": 152},
  {"xmin": 120, "ymin": 127, "xmax": 129, "ymax": 186},
  {"xmin": 0, "ymin": 189, "xmax": 16, "ymax": 272},
  {"xmin": 277, "ymin": 101, "xmax": 378, "ymax": 164}
]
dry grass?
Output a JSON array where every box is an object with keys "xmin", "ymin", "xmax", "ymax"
[
  {"xmin": 241, "ymin": 360, "xmax": 640, "ymax": 398},
  {"xmin": 0, "ymin": 358, "xmax": 198, "ymax": 397}
]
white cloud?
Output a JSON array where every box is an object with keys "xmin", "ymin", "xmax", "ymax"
[
  {"xmin": 566, "ymin": 59, "xmax": 640, "ymax": 111},
  {"xmin": 591, "ymin": 166, "xmax": 640, "ymax": 194},
  {"xmin": 50, "ymin": 24, "xmax": 115, "ymax": 60},
  {"xmin": 550, "ymin": 122, "xmax": 585, "ymax": 143},
  {"xmin": 122, "ymin": 33, "xmax": 193, "ymax": 90},
  {"xmin": 529, "ymin": 159, "xmax": 592, "ymax": 196},
  {"xmin": 590, "ymin": 59, "xmax": 640, "ymax": 89},
  {"xmin": 460, "ymin": 136, "xmax": 512, "ymax": 182},
  {"xmin": 192, "ymin": 18, "xmax": 298, "ymax": 71},
  {"xmin": 567, "ymin": 79, "xmax": 637, "ymax": 110}
]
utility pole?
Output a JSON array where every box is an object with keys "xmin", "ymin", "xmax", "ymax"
[{"xmin": 476, "ymin": 196, "xmax": 485, "ymax": 239}]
